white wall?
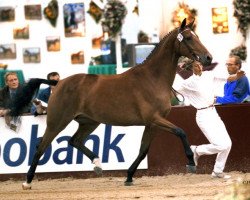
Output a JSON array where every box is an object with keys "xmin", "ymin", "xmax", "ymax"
[
  {"xmin": 0, "ymin": 0, "xmax": 248, "ymax": 81},
  {"xmin": 159, "ymin": 0, "xmax": 245, "ymax": 66},
  {"xmin": 0, "ymin": 0, "xmax": 97, "ymax": 80}
]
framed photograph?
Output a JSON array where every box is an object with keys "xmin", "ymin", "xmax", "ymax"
[
  {"xmin": 46, "ymin": 36, "xmax": 60, "ymax": 51},
  {"xmin": 23, "ymin": 47, "xmax": 41, "ymax": 63},
  {"xmin": 0, "ymin": 7, "xmax": 15, "ymax": 22},
  {"xmin": 212, "ymin": 7, "xmax": 229, "ymax": 34},
  {"xmin": 92, "ymin": 35, "xmax": 103, "ymax": 50},
  {"xmin": 13, "ymin": 25, "xmax": 29, "ymax": 39},
  {"xmin": 24, "ymin": 4, "xmax": 42, "ymax": 20},
  {"xmin": 63, "ymin": 3, "xmax": 86, "ymax": 37},
  {"xmin": 0, "ymin": 44, "xmax": 16, "ymax": 59},
  {"xmin": 71, "ymin": 51, "xmax": 84, "ymax": 64}
]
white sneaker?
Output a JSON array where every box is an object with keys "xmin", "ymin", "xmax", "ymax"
[
  {"xmin": 211, "ymin": 171, "xmax": 231, "ymax": 179},
  {"xmin": 190, "ymin": 145, "xmax": 199, "ymax": 166}
]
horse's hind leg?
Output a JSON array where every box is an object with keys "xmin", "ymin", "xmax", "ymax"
[
  {"xmin": 125, "ymin": 126, "xmax": 153, "ymax": 186},
  {"xmin": 68, "ymin": 120, "xmax": 102, "ymax": 175}
]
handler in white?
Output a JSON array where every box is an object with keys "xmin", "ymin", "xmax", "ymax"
[{"xmin": 176, "ymin": 60, "xmax": 232, "ymax": 179}]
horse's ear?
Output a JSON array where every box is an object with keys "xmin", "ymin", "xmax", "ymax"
[
  {"xmin": 180, "ymin": 18, "xmax": 187, "ymax": 29},
  {"xmin": 187, "ymin": 19, "xmax": 195, "ymax": 29}
]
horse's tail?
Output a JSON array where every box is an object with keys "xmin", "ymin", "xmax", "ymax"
[{"xmin": 9, "ymin": 78, "xmax": 58, "ymax": 117}]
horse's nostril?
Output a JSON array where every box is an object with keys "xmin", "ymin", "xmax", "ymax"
[{"xmin": 207, "ymin": 55, "xmax": 213, "ymax": 61}]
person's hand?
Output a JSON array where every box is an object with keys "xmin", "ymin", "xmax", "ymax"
[
  {"xmin": 0, "ymin": 109, "xmax": 5, "ymax": 116},
  {"xmin": 0, "ymin": 109, "xmax": 8, "ymax": 116},
  {"xmin": 33, "ymin": 99, "xmax": 41, "ymax": 106},
  {"xmin": 236, "ymin": 70, "xmax": 245, "ymax": 78},
  {"xmin": 214, "ymin": 96, "xmax": 217, "ymax": 104},
  {"xmin": 227, "ymin": 70, "xmax": 245, "ymax": 82},
  {"xmin": 33, "ymin": 99, "xmax": 47, "ymax": 114}
]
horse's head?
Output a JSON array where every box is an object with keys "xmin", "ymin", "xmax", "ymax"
[{"xmin": 175, "ymin": 18, "xmax": 212, "ymax": 66}]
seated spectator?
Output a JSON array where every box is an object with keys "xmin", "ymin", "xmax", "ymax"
[
  {"xmin": 31, "ymin": 72, "xmax": 60, "ymax": 116},
  {"xmin": 0, "ymin": 72, "xmax": 31, "ymax": 116},
  {"xmin": 215, "ymin": 55, "xmax": 250, "ymax": 104}
]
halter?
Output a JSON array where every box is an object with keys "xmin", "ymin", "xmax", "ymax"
[{"xmin": 177, "ymin": 29, "xmax": 199, "ymax": 61}]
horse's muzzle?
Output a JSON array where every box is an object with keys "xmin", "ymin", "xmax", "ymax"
[{"xmin": 199, "ymin": 53, "xmax": 213, "ymax": 66}]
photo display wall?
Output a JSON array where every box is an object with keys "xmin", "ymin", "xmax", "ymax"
[{"xmin": 0, "ymin": 0, "xmax": 86, "ymax": 65}]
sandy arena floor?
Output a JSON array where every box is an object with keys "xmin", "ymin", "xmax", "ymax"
[{"xmin": 0, "ymin": 172, "xmax": 249, "ymax": 200}]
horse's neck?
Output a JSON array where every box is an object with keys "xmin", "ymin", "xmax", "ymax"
[{"xmin": 142, "ymin": 35, "xmax": 179, "ymax": 87}]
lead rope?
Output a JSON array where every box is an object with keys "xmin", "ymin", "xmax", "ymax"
[{"xmin": 171, "ymin": 87, "xmax": 185, "ymax": 103}]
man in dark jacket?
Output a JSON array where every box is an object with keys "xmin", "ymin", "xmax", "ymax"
[{"xmin": 0, "ymin": 72, "xmax": 31, "ymax": 116}]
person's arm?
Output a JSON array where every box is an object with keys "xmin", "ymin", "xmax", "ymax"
[
  {"xmin": 215, "ymin": 76, "xmax": 249, "ymax": 104},
  {"xmin": 215, "ymin": 94, "xmax": 239, "ymax": 104}
]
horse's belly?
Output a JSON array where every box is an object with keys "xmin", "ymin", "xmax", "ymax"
[{"xmin": 88, "ymin": 108, "xmax": 145, "ymax": 126}]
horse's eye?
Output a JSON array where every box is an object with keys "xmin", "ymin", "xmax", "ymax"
[{"xmin": 186, "ymin": 36, "xmax": 192, "ymax": 41}]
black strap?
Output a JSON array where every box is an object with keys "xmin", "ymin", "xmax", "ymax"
[{"xmin": 171, "ymin": 87, "xmax": 185, "ymax": 103}]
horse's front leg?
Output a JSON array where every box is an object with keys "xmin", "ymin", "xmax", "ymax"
[
  {"xmin": 153, "ymin": 117, "xmax": 196, "ymax": 173},
  {"xmin": 125, "ymin": 126, "xmax": 153, "ymax": 186},
  {"xmin": 22, "ymin": 129, "xmax": 57, "ymax": 190}
]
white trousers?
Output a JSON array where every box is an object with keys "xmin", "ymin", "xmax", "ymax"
[{"xmin": 195, "ymin": 107, "xmax": 232, "ymax": 173}]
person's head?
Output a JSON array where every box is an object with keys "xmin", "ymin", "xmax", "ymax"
[
  {"xmin": 226, "ymin": 55, "xmax": 242, "ymax": 75},
  {"xmin": 4, "ymin": 72, "xmax": 19, "ymax": 90},
  {"xmin": 47, "ymin": 71, "xmax": 60, "ymax": 81},
  {"xmin": 47, "ymin": 72, "xmax": 60, "ymax": 90},
  {"xmin": 190, "ymin": 61, "xmax": 203, "ymax": 76},
  {"xmin": 182, "ymin": 59, "xmax": 203, "ymax": 76}
]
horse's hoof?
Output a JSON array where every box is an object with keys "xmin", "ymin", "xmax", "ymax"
[
  {"xmin": 186, "ymin": 165, "xmax": 196, "ymax": 173},
  {"xmin": 94, "ymin": 166, "xmax": 102, "ymax": 175},
  {"xmin": 22, "ymin": 182, "xmax": 32, "ymax": 190},
  {"xmin": 124, "ymin": 181, "xmax": 133, "ymax": 186}
]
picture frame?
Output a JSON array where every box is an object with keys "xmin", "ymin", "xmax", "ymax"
[
  {"xmin": 23, "ymin": 47, "xmax": 41, "ymax": 63},
  {"xmin": 63, "ymin": 3, "xmax": 86, "ymax": 37},
  {"xmin": 92, "ymin": 35, "xmax": 103, "ymax": 50},
  {"xmin": 0, "ymin": 44, "xmax": 16, "ymax": 60},
  {"xmin": 71, "ymin": 51, "xmax": 84, "ymax": 64},
  {"xmin": 46, "ymin": 36, "xmax": 60, "ymax": 51},
  {"xmin": 24, "ymin": 4, "xmax": 42, "ymax": 20},
  {"xmin": 0, "ymin": 7, "xmax": 15, "ymax": 22},
  {"xmin": 212, "ymin": 7, "xmax": 229, "ymax": 34},
  {"xmin": 13, "ymin": 25, "xmax": 29, "ymax": 39}
]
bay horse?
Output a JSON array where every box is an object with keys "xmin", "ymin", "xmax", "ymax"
[{"xmin": 10, "ymin": 19, "xmax": 212, "ymax": 189}]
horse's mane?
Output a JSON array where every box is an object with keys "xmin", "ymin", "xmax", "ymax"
[{"xmin": 128, "ymin": 28, "xmax": 179, "ymax": 71}]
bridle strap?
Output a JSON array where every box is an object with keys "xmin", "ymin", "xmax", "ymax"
[
  {"xmin": 177, "ymin": 29, "xmax": 198, "ymax": 61},
  {"xmin": 171, "ymin": 87, "xmax": 185, "ymax": 103}
]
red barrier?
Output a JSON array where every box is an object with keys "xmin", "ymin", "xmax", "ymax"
[{"xmin": 1, "ymin": 103, "xmax": 249, "ymax": 181}]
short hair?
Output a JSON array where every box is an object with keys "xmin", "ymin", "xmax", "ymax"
[
  {"xmin": 47, "ymin": 72, "xmax": 59, "ymax": 80},
  {"xmin": 4, "ymin": 72, "xmax": 18, "ymax": 83},
  {"xmin": 229, "ymin": 55, "xmax": 242, "ymax": 69}
]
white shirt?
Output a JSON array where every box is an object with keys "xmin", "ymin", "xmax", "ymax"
[{"xmin": 177, "ymin": 71, "xmax": 217, "ymax": 109}]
